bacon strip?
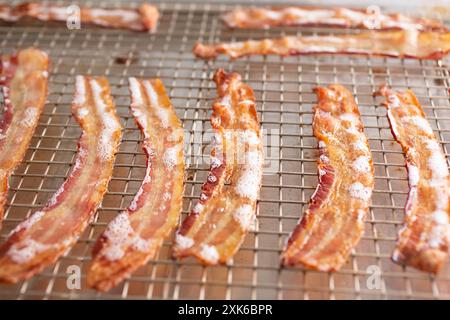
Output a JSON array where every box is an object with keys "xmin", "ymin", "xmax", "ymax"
[
  {"xmin": 0, "ymin": 2, "xmax": 159, "ymax": 32},
  {"xmin": 87, "ymin": 78, "xmax": 184, "ymax": 292},
  {"xmin": 173, "ymin": 69, "xmax": 263, "ymax": 265},
  {"xmin": 281, "ymin": 85, "xmax": 374, "ymax": 271},
  {"xmin": 222, "ymin": 6, "xmax": 447, "ymax": 32},
  {"xmin": 0, "ymin": 48, "xmax": 49, "ymax": 229},
  {"xmin": 193, "ymin": 30, "xmax": 450, "ymax": 60},
  {"xmin": 0, "ymin": 76, "xmax": 122, "ymax": 283},
  {"xmin": 376, "ymin": 86, "xmax": 449, "ymax": 274}
]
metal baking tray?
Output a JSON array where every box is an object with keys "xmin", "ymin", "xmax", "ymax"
[{"xmin": 0, "ymin": 0, "xmax": 449, "ymax": 299}]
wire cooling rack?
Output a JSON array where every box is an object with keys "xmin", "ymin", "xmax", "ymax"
[{"xmin": 0, "ymin": 0, "xmax": 449, "ymax": 300}]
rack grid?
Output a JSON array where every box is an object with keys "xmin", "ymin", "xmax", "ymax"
[{"xmin": 0, "ymin": 0, "xmax": 449, "ymax": 299}]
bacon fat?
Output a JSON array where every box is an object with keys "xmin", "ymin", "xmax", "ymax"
[
  {"xmin": 0, "ymin": 76, "xmax": 122, "ymax": 283},
  {"xmin": 0, "ymin": 48, "xmax": 49, "ymax": 229},
  {"xmin": 87, "ymin": 78, "xmax": 184, "ymax": 291},
  {"xmin": 193, "ymin": 30, "xmax": 450, "ymax": 60},
  {"xmin": 376, "ymin": 85, "xmax": 449, "ymax": 273},
  {"xmin": 281, "ymin": 84, "xmax": 374, "ymax": 271},
  {"xmin": 173, "ymin": 69, "xmax": 263, "ymax": 265},
  {"xmin": 222, "ymin": 6, "xmax": 447, "ymax": 32},
  {"xmin": 0, "ymin": 2, "xmax": 159, "ymax": 32}
]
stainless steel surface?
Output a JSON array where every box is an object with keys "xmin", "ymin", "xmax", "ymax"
[{"xmin": 0, "ymin": 1, "xmax": 449, "ymax": 299}]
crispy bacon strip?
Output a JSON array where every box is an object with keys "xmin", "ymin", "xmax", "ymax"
[
  {"xmin": 376, "ymin": 85, "xmax": 449, "ymax": 273},
  {"xmin": 281, "ymin": 85, "xmax": 374, "ymax": 271},
  {"xmin": 0, "ymin": 48, "xmax": 49, "ymax": 228},
  {"xmin": 222, "ymin": 6, "xmax": 447, "ymax": 32},
  {"xmin": 0, "ymin": 2, "xmax": 159, "ymax": 32},
  {"xmin": 87, "ymin": 78, "xmax": 184, "ymax": 292},
  {"xmin": 193, "ymin": 30, "xmax": 450, "ymax": 60},
  {"xmin": 173, "ymin": 69, "xmax": 263, "ymax": 265},
  {"xmin": 0, "ymin": 76, "xmax": 122, "ymax": 283}
]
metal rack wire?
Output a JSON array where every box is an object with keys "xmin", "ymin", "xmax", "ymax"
[{"xmin": 0, "ymin": 0, "xmax": 449, "ymax": 299}]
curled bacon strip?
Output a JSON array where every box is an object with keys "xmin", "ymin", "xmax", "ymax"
[
  {"xmin": 376, "ymin": 85, "xmax": 449, "ymax": 273},
  {"xmin": 0, "ymin": 48, "xmax": 49, "ymax": 228},
  {"xmin": 282, "ymin": 85, "xmax": 374, "ymax": 271},
  {"xmin": 173, "ymin": 69, "xmax": 263, "ymax": 265},
  {"xmin": 222, "ymin": 6, "xmax": 447, "ymax": 32},
  {"xmin": 87, "ymin": 78, "xmax": 184, "ymax": 292},
  {"xmin": 0, "ymin": 2, "xmax": 159, "ymax": 32},
  {"xmin": 0, "ymin": 76, "xmax": 122, "ymax": 283},
  {"xmin": 193, "ymin": 30, "xmax": 450, "ymax": 60}
]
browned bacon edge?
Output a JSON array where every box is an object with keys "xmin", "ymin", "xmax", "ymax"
[
  {"xmin": 193, "ymin": 30, "xmax": 450, "ymax": 60},
  {"xmin": 222, "ymin": 6, "xmax": 447, "ymax": 32},
  {"xmin": 0, "ymin": 2, "xmax": 159, "ymax": 32},
  {"xmin": 0, "ymin": 76, "xmax": 122, "ymax": 283},
  {"xmin": 281, "ymin": 84, "xmax": 374, "ymax": 271},
  {"xmin": 0, "ymin": 48, "xmax": 49, "ymax": 229},
  {"xmin": 172, "ymin": 69, "xmax": 263, "ymax": 265},
  {"xmin": 87, "ymin": 77, "xmax": 184, "ymax": 292},
  {"xmin": 376, "ymin": 85, "xmax": 449, "ymax": 273}
]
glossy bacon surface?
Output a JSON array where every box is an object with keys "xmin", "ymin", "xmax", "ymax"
[
  {"xmin": 0, "ymin": 2, "xmax": 159, "ymax": 32},
  {"xmin": 222, "ymin": 6, "xmax": 447, "ymax": 31},
  {"xmin": 193, "ymin": 30, "xmax": 450, "ymax": 60},
  {"xmin": 0, "ymin": 48, "xmax": 49, "ymax": 228},
  {"xmin": 376, "ymin": 85, "xmax": 449, "ymax": 273},
  {"xmin": 0, "ymin": 76, "xmax": 122, "ymax": 283},
  {"xmin": 173, "ymin": 69, "xmax": 263, "ymax": 265},
  {"xmin": 88, "ymin": 78, "xmax": 184, "ymax": 292},
  {"xmin": 282, "ymin": 85, "xmax": 374, "ymax": 271}
]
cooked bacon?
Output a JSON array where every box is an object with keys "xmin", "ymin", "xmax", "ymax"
[
  {"xmin": 87, "ymin": 78, "xmax": 184, "ymax": 291},
  {"xmin": 376, "ymin": 85, "xmax": 449, "ymax": 274},
  {"xmin": 193, "ymin": 30, "xmax": 450, "ymax": 60},
  {"xmin": 0, "ymin": 2, "xmax": 159, "ymax": 32},
  {"xmin": 281, "ymin": 85, "xmax": 374, "ymax": 271},
  {"xmin": 222, "ymin": 6, "xmax": 447, "ymax": 32},
  {"xmin": 0, "ymin": 48, "xmax": 49, "ymax": 229},
  {"xmin": 173, "ymin": 69, "xmax": 262, "ymax": 265},
  {"xmin": 0, "ymin": 76, "xmax": 122, "ymax": 283}
]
